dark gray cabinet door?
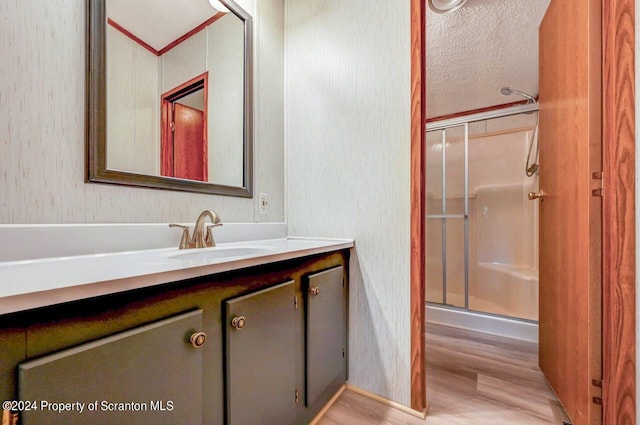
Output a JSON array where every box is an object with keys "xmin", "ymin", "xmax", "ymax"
[
  {"xmin": 224, "ymin": 280, "xmax": 296, "ymax": 425},
  {"xmin": 305, "ymin": 266, "xmax": 346, "ymax": 406},
  {"xmin": 18, "ymin": 309, "xmax": 204, "ymax": 425}
]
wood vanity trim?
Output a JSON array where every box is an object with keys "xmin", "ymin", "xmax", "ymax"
[
  {"xmin": 345, "ymin": 384, "xmax": 428, "ymax": 420},
  {"xmin": 307, "ymin": 385, "xmax": 346, "ymax": 425},
  {"xmin": 409, "ymin": 0, "xmax": 427, "ymax": 412},
  {"xmin": 602, "ymin": 0, "xmax": 636, "ymax": 422}
]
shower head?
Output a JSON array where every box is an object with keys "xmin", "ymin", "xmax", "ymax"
[
  {"xmin": 500, "ymin": 87, "xmax": 513, "ymax": 96},
  {"xmin": 500, "ymin": 87, "xmax": 537, "ymax": 104}
]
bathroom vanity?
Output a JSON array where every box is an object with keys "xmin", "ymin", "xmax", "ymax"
[{"xmin": 0, "ymin": 233, "xmax": 352, "ymax": 425}]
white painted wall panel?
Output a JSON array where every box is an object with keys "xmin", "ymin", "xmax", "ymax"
[
  {"xmin": 285, "ymin": 0, "xmax": 411, "ymax": 406},
  {"xmin": 161, "ymin": 31, "xmax": 207, "ymax": 93},
  {"xmin": 254, "ymin": 0, "xmax": 285, "ymax": 222},
  {"xmin": 133, "ymin": 44, "xmax": 160, "ymax": 175},
  {"xmin": 106, "ymin": 27, "xmax": 135, "ymax": 171},
  {"xmin": 0, "ymin": 0, "xmax": 283, "ymax": 224},
  {"xmin": 207, "ymin": 15, "xmax": 245, "ymax": 187},
  {"xmin": 106, "ymin": 26, "xmax": 159, "ymax": 175}
]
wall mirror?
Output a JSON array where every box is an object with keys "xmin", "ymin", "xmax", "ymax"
[{"xmin": 87, "ymin": 0, "xmax": 253, "ymax": 196}]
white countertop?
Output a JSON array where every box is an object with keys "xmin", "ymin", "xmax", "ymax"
[{"xmin": 0, "ymin": 237, "xmax": 353, "ymax": 315}]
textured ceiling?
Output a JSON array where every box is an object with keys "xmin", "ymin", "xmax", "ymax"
[
  {"xmin": 107, "ymin": 0, "xmax": 222, "ymax": 50},
  {"xmin": 426, "ymin": 0, "xmax": 551, "ymax": 118}
]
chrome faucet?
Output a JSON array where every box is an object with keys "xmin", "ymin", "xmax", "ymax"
[
  {"xmin": 169, "ymin": 210, "xmax": 223, "ymax": 249},
  {"xmin": 191, "ymin": 210, "xmax": 223, "ymax": 248}
]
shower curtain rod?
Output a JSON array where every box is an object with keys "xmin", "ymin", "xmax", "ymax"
[{"xmin": 426, "ymin": 102, "xmax": 539, "ymax": 132}]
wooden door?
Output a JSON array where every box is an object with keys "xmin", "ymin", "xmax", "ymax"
[
  {"xmin": 538, "ymin": 0, "xmax": 602, "ymax": 424},
  {"xmin": 173, "ymin": 102, "xmax": 207, "ymax": 181}
]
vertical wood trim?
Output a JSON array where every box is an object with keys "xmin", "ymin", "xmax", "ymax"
[
  {"xmin": 202, "ymin": 72, "xmax": 209, "ymax": 182},
  {"xmin": 602, "ymin": 0, "xmax": 636, "ymax": 423},
  {"xmin": 410, "ymin": 0, "xmax": 426, "ymax": 412},
  {"xmin": 160, "ymin": 100, "xmax": 173, "ymax": 176}
]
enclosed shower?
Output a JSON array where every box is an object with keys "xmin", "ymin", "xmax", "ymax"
[{"xmin": 425, "ymin": 102, "xmax": 539, "ymax": 323}]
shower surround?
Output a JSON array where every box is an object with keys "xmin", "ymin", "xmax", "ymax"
[{"xmin": 426, "ymin": 112, "xmax": 539, "ymax": 322}]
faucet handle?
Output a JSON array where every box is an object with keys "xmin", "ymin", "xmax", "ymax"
[
  {"xmin": 169, "ymin": 224, "xmax": 192, "ymax": 249},
  {"xmin": 204, "ymin": 223, "xmax": 223, "ymax": 247}
]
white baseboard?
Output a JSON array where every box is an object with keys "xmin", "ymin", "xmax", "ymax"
[{"xmin": 427, "ymin": 304, "xmax": 538, "ymax": 343}]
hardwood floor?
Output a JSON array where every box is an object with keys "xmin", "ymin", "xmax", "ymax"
[{"xmin": 317, "ymin": 323, "xmax": 567, "ymax": 425}]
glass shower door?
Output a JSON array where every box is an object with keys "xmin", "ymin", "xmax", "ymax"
[
  {"xmin": 425, "ymin": 125, "xmax": 468, "ymax": 309},
  {"xmin": 426, "ymin": 111, "xmax": 540, "ymax": 322}
]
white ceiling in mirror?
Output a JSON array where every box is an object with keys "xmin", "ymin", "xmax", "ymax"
[
  {"xmin": 107, "ymin": 0, "xmax": 226, "ymax": 50},
  {"xmin": 426, "ymin": 0, "xmax": 551, "ymax": 118},
  {"xmin": 209, "ymin": 0, "xmax": 230, "ymax": 13}
]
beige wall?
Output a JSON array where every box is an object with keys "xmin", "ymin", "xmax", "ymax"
[
  {"xmin": 285, "ymin": 0, "xmax": 412, "ymax": 406},
  {"xmin": 106, "ymin": 26, "xmax": 160, "ymax": 175},
  {"xmin": 0, "ymin": 0, "xmax": 284, "ymax": 224},
  {"xmin": 207, "ymin": 15, "xmax": 245, "ymax": 187}
]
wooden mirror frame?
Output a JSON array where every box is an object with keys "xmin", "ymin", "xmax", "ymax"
[{"xmin": 86, "ymin": 0, "xmax": 254, "ymax": 197}]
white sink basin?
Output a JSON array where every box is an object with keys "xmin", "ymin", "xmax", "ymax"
[{"xmin": 168, "ymin": 246, "xmax": 273, "ymax": 261}]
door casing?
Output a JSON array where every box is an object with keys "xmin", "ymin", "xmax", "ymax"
[{"xmin": 411, "ymin": 0, "xmax": 636, "ymax": 421}]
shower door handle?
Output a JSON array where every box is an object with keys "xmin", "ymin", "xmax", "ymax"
[{"xmin": 528, "ymin": 191, "xmax": 544, "ymax": 200}]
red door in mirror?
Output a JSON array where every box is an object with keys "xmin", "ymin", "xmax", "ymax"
[
  {"xmin": 172, "ymin": 103, "xmax": 206, "ymax": 181},
  {"xmin": 160, "ymin": 72, "xmax": 209, "ymax": 182}
]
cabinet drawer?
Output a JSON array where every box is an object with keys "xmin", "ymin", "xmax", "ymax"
[
  {"xmin": 18, "ymin": 310, "xmax": 204, "ymax": 425},
  {"xmin": 305, "ymin": 266, "xmax": 346, "ymax": 406}
]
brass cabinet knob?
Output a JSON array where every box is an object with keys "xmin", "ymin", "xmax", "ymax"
[
  {"xmin": 528, "ymin": 191, "xmax": 544, "ymax": 200},
  {"xmin": 190, "ymin": 331, "xmax": 207, "ymax": 348},
  {"xmin": 231, "ymin": 316, "xmax": 246, "ymax": 330},
  {"xmin": 309, "ymin": 287, "xmax": 320, "ymax": 296}
]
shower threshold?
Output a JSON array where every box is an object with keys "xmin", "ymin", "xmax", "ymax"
[{"xmin": 426, "ymin": 302, "xmax": 539, "ymax": 343}]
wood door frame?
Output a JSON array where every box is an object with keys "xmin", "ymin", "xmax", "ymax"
[
  {"xmin": 160, "ymin": 72, "xmax": 209, "ymax": 180},
  {"xmin": 410, "ymin": 0, "xmax": 636, "ymax": 418},
  {"xmin": 602, "ymin": 0, "xmax": 636, "ymax": 422},
  {"xmin": 409, "ymin": 0, "xmax": 426, "ymax": 412}
]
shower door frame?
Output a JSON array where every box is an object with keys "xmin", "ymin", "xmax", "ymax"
[{"xmin": 425, "ymin": 103, "xmax": 539, "ymax": 319}]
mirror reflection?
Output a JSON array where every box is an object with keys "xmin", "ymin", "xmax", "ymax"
[
  {"xmin": 105, "ymin": 0, "xmax": 246, "ymax": 188},
  {"xmin": 160, "ymin": 74, "xmax": 208, "ymax": 181}
]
